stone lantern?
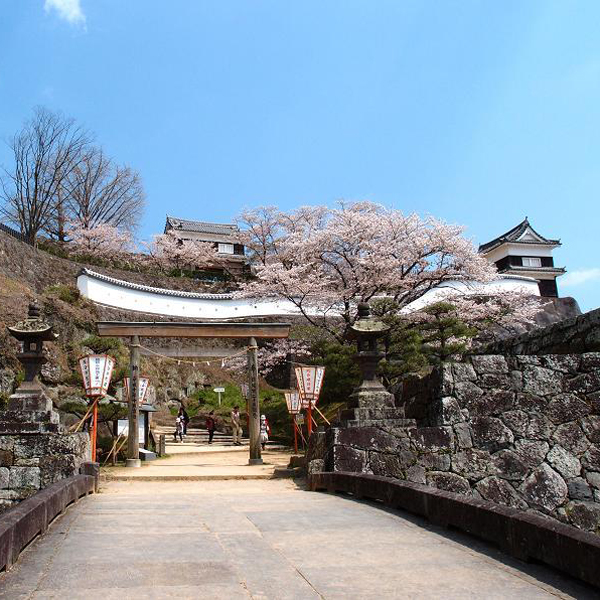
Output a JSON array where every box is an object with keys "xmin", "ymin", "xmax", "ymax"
[
  {"xmin": 0, "ymin": 304, "xmax": 91, "ymax": 512},
  {"xmin": 7, "ymin": 303, "xmax": 57, "ymax": 397},
  {"xmin": 346, "ymin": 303, "xmax": 395, "ymax": 410}
]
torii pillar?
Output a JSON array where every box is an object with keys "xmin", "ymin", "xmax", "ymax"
[
  {"xmin": 247, "ymin": 337, "xmax": 262, "ymax": 464},
  {"xmin": 95, "ymin": 321, "xmax": 291, "ymax": 467}
]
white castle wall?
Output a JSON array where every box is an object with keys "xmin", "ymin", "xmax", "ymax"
[{"xmin": 77, "ymin": 269, "xmax": 540, "ymax": 320}]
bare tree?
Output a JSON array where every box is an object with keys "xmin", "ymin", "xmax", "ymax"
[
  {"xmin": 0, "ymin": 107, "xmax": 91, "ymax": 244},
  {"xmin": 63, "ymin": 147, "xmax": 145, "ymax": 233}
]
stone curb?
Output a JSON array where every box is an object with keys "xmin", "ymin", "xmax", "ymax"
[
  {"xmin": 310, "ymin": 471, "xmax": 600, "ymax": 589},
  {"xmin": 0, "ymin": 473, "xmax": 96, "ymax": 572}
]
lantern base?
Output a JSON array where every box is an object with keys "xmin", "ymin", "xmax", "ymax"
[
  {"xmin": 248, "ymin": 458, "xmax": 264, "ymax": 465},
  {"xmin": 125, "ymin": 458, "xmax": 142, "ymax": 468}
]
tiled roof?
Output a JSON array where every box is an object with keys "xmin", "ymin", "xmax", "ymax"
[
  {"xmin": 478, "ymin": 218, "xmax": 560, "ymax": 253},
  {"xmin": 165, "ymin": 216, "xmax": 239, "ymax": 236},
  {"xmin": 79, "ymin": 269, "xmax": 235, "ymax": 300}
]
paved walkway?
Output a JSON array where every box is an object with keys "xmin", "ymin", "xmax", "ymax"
[
  {"xmin": 0, "ymin": 479, "xmax": 595, "ymax": 599},
  {"xmin": 103, "ymin": 448, "xmax": 292, "ymax": 481}
]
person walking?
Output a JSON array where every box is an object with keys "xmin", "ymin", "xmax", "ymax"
[
  {"xmin": 206, "ymin": 410, "xmax": 216, "ymax": 444},
  {"xmin": 231, "ymin": 405, "xmax": 242, "ymax": 446},
  {"xmin": 178, "ymin": 406, "xmax": 190, "ymax": 436},
  {"xmin": 260, "ymin": 414, "xmax": 271, "ymax": 450},
  {"xmin": 173, "ymin": 415, "xmax": 184, "ymax": 442}
]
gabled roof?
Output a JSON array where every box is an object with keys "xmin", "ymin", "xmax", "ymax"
[
  {"xmin": 478, "ymin": 218, "xmax": 561, "ymax": 253},
  {"xmin": 165, "ymin": 215, "xmax": 239, "ymax": 236}
]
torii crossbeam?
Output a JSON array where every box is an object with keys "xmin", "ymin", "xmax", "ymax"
[{"xmin": 96, "ymin": 321, "xmax": 291, "ymax": 467}]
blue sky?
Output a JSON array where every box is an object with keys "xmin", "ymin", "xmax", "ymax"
[{"xmin": 1, "ymin": 1, "xmax": 599, "ymax": 310}]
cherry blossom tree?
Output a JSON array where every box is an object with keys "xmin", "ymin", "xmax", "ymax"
[
  {"xmin": 146, "ymin": 230, "xmax": 227, "ymax": 276},
  {"xmin": 237, "ymin": 202, "xmax": 499, "ymax": 340},
  {"xmin": 68, "ymin": 222, "xmax": 133, "ymax": 259}
]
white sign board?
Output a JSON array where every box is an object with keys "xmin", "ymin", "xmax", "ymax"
[{"xmin": 213, "ymin": 387, "xmax": 225, "ymax": 393}]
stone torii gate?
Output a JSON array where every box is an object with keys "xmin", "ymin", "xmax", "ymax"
[{"xmin": 96, "ymin": 321, "xmax": 291, "ymax": 467}]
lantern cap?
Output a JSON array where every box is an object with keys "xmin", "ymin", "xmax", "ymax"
[
  {"xmin": 8, "ymin": 303, "xmax": 56, "ymax": 341},
  {"xmin": 348, "ymin": 303, "xmax": 389, "ymax": 338}
]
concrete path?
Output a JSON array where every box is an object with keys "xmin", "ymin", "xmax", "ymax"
[
  {"xmin": 102, "ymin": 449, "xmax": 292, "ymax": 481},
  {"xmin": 0, "ymin": 479, "xmax": 596, "ymax": 599}
]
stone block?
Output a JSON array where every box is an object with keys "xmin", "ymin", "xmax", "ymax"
[
  {"xmin": 330, "ymin": 445, "xmax": 366, "ymax": 473},
  {"xmin": 308, "ymin": 459, "xmax": 324, "ymax": 475},
  {"xmin": 500, "ymin": 410, "xmax": 528, "ymax": 437},
  {"xmin": 491, "ymin": 450, "xmax": 529, "ymax": 481},
  {"xmin": 523, "ymin": 366, "xmax": 563, "ymax": 396},
  {"xmin": 453, "ymin": 422, "xmax": 473, "ymax": 449},
  {"xmin": 0, "ymin": 449, "xmax": 13, "ymax": 467},
  {"xmin": 580, "ymin": 353, "xmax": 600, "ymax": 372},
  {"xmin": 9, "ymin": 466, "xmax": 40, "ymax": 489},
  {"xmin": 334, "ymin": 427, "xmax": 401, "ymax": 453},
  {"xmin": 470, "ymin": 355, "xmax": 508, "ymax": 374},
  {"xmin": 581, "ymin": 445, "xmax": 600, "ymax": 471},
  {"xmin": 369, "ymin": 450, "xmax": 415, "ymax": 478},
  {"xmin": 451, "ymin": 362, "xmax": 477, "ymax": 381},
  {"xmin": 454, "ymin": 381, "xmax": 483, "ymax": 408},
  {"xmin": 0, "ymin": 437, "xmax": 14, "ymax": 451},
  {"xmin": 514, "ymin": 393, "xmax": 547, "ymax": 413},
  {"xmin": 520, "ymin": 463, "xmax": 568, "ymax": 513},
  {"xmin": 546, "ymin": 445, "xmax": 581, "ymax": 478},
  {"xmin": 467, "ymin": 390, "xmax": 514, "ymax": 416},
  {"xmin": 430, "ymin": 397, "xmax": 463, "ymax": 426},
  {"xmin": 547, "ymin": 394, "xmax": 590, "ymax": 424},
  {"xmin": 540, "ymin": 355, "xmax": 580, "ymax": 374},
  {"xmin": 0, "ymin": 467, "xmax": 9, "ymax": 489},
  {"xmin": 420, "ymin": 452, "xmax": 451, "ymax": 471},
  {"xmin": 581, "ymin": 416, "xmax": 600, "ymax": 443},
  {"xmin": 475, "ymin": 477, "xmax": 528, "ymax": 510},
  {"xmin": 426, "ymin": 471, "xmax": 471, "ymax": 495},
  {"xmin": 451, "ymin": 449, "xmax": 491, "ymax": 481},
  {"xmin": 565, "ymin": 501, "xmax": 600, "ymax": 531},
  {"xmin": 409, "ymin": 427, "xmax": 454, "ymax": 452},
  {"xmin": 567, "ymin": 477, "xmax": 593, "ymax": 501},
  {"xmin": 406, "ymin": 465, "xmax": 426, "ymax": 484},
  {"xmin": 585, "ymin": 471, "xmax": 600, "ymax": 489},
  {"xmin": 470, "ymin": 417, "xmax": 514, "ymax": 452},
  {"xmin": 525, "ymin": 414, "xmax": 554, "ymax": 441},
  {"xmin": 566, "ymin": 372, "xmax": 600, "ymax": 395},
  {"xmin": 552, "ymin": 422, "xmax": 589, "ymax": 455},
  {"xmin": 514, "ymin": 439, "xmax": 549, "ymax": 468}
]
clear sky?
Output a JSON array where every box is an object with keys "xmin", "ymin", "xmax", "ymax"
[{"xmin": 1, "ymin": 1, "xmax": 599, "ymax": 310}]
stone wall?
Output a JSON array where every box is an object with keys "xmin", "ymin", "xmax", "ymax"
[
  {"xmin": 314, "ymin": 353, "xmax": 600, "ymax": 533},
  {"xmin": 481, "ymin": 307, "xmax": 600, "ymax": 355},
  {"xmin": 0, "ymin": 390, "xmax": 91, "ymax": 514}
]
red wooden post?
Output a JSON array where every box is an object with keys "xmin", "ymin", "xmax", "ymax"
[
  {"xmin": 91, "ymin": 399, "xmax": 98, "ymax": 462},
  {"xmin": 293, "ymin": 416, "xmax": 298, "ymax": 454}
]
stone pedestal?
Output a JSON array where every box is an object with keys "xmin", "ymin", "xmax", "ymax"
[{"xmin": 0, "ymin": 389, "xmax": 91, "ymax": 514}]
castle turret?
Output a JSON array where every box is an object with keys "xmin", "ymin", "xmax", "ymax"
[{"xmin": 479, "ymin": 218, "xmax": 565, "ymax": 297}]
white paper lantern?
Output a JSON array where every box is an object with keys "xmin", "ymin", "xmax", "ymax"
[
  {"xmin": 123, "ymin": 376, "xmax": 150, "ymax": 405},
  {"xmin": 79, "ymin": 355, "xmax": 115, "ymax": 397},
  {"xmin": 284, "ymin": 391, "xmax": 302, "ymax": 414},
  {"xmin": 294, "ymin": 365, "xmax": 325, "ymax": 408}
]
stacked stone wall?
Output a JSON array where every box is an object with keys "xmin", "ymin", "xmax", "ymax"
[
  {"xmin": 317, "ymin": 352, "xmax": 600, "ymax": 533},
  {"xmin": 0, "ymin": 431, "xmax": 90, "ymax": 513},
  {"xmin": 481, "ymin": 307, "xmax": 600, "ymax": 355}
]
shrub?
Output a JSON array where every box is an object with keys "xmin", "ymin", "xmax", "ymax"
[
  {"xmin": 45, "ymin": 284, "xmax": 81, "ymax": 304},
  {"xmin": 81, "ymin": 335, "xmax": 122, "ymax": 354}
]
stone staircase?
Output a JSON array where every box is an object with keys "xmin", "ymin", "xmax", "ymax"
[{"xmin": 152, "ymin": 425, "xmax": 247, "ymax": 448}]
